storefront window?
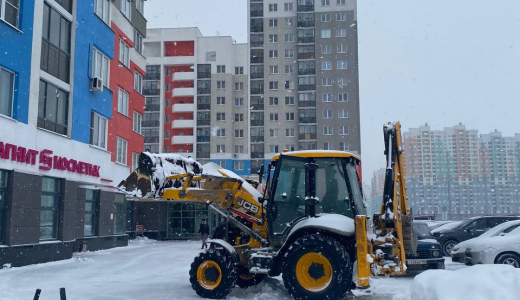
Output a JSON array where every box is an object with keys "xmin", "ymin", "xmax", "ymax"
[
  {"xmin": 84, "ymin": 189, "xmax": 98, "ymax": 237},
  {"xmin": 40, "ymin": 177, "xmax": 60, "ymax": 240},
  {"xmin": 114, "ymin": 194, "xmax": 126, "ymax": 234},
  {"xmin": 0, "ymin": 170, "xmax": 8, "ymax": 244},
  {"xmin": 167, "ymin": 203, "xmax": 210, "ymax": 238}
]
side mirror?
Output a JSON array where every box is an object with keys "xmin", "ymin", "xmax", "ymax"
[
  {"xmin": 465, "ymin": 228, "xmax": 472, "ymax": 233},
  {"xmin": 257, "ymin": 164, "xmax": 265, "ymax": 184},
  {"xmin": 282, "ymin": 192, "xmax": 287, "ymax": 199}
]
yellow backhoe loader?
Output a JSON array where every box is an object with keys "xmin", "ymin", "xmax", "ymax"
[{"xmin": 118, "ymin": 121, "xmax": 416, "ymax": 300}]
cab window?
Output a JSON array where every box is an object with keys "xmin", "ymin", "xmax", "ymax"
[{"xmin": 314, "ymin": 158, "xmax": 353, "ymax": 218}]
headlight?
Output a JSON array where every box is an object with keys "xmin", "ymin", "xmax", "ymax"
[
  {"xmin": 431, "ymin": 245, "xmax": 440, "ymax": 249},
  {"xmin": 433, "ymin": 251, "xmax": 441, "ymax": 257}
]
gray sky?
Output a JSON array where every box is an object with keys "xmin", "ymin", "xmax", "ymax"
[{"xmin": 145, "ymin": 0, "xmax": 520, "ymax": 183}]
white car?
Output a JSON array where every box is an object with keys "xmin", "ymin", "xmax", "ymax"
[{"xmin": 450, "ymin": 220, "xmax": 520, "ymax": 267}]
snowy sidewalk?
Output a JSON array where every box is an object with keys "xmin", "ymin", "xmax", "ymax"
[{"xmin": 0, "ymin": 239, "xmax": 466, "ymax": 300}]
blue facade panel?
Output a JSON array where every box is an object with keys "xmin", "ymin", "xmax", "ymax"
[
  {"xmin": 210, "ymin": 159, "xmax": 253, "ymax": 177},
  {"xmin": 71, "ymin": 0, "xmax": 115, "ymax": 143},
  {"xmin": 0, "ymin": 0, "xmax": 36, "ymax": 123}
]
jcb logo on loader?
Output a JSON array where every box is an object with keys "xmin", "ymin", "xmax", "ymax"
[{"xmin": 237, "ymin": 199, "xmax": 259, "ymax": 213}]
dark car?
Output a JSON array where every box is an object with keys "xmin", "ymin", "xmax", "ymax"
[
  {"xmin": 406, "ymin": 222, "xmax": 445, "ymax": 271},
  {"xmin": 432, "ymin": 216, "xmax": 520, "ymax": 256}
]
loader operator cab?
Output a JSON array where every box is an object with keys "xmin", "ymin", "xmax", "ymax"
[{"xmin": 263, "ymin": 152, "xmax": 366, "ymax": 246}]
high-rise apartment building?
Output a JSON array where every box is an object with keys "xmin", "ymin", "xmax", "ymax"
[
  {"xmin": 248, "ymin": 0, "xmax": 361, "ymax": 174},
  {"xmin": 403, "ymin": 123, "xmax": 520, "ymax": 219},
  {"xmin": 143, "ymin": 28, "xmax": 251, "ymax": 175},
  {"xmin": 367, "ymin": 168, "xmax": 385, "ymax": 216}
]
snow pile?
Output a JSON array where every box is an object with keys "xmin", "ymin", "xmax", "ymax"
[
  {"xmin": 410, "ymin": 265, "xmax": 520, "ymax": 300},
  {"xmin": 146, "ymin": 152, "xmax": 202, "ymax": 189}
]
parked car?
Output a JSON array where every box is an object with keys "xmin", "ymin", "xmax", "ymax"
[
  {"xmin": 432, "ymin": 216, "xmax": 520, "ymax": 256},
  {"xmin": 406, "ymin": 222, "xmax": 445, "ymax": 271},
  {"xmin": 427, "ymin": 221, "xmax": 455, "ymax": 231},
  {"xmin": 430, "ymin": 221, "xmax": 462, "ymax": 234},
  {"xmin": 451, "ymin": 220, "xmax": 520, "ymax": 267}
]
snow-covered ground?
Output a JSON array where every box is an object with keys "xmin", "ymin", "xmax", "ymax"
[{"xmin": 0, "ymin": 239, "xmax": 467, "ymax": 300}]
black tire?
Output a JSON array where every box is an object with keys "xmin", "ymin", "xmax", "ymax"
[
  {"xmin": 442, "ymin": 240, "xmax": 457, "ymax": 256},
  {"xmin": 236, "ymin": 266, "xmax": 267, "ymax": 288},
  {"xmin": 496, "ymin": 253, "xmax": 520, "ymax": 268},
  {"xmin": 281, "ymin": 234, "xmax": 352, "ymax": 300},
  {"xmin": 189, "ymin": 248, "xmax": 237, "ymax": 299}
]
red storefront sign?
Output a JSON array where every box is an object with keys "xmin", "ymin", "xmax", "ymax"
[{"xmin": 0, "ymin": 141, "xmax": 101, "ymax": 178}]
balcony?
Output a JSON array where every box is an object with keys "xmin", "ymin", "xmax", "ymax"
[
  {"xmin": 197, "ymin": 136, "xmax": 210, "ymax": 143},
  {"xmin": 197, "ymin": 119, "xmax": 210, "ymax": 126},
  {"xmin": 145, "ymin": 137, "xmax": 159, "ymax": 143},
  {"xmin": 251, "ymin": 103, "xmax": 264, "ymax": 111},
  {"xmin": 250, "ymin": 56, "xmax": 264, "ymax": 64},
  {"xmin": 297, "ymin": 37, "xmax": 315, "ymax": 44},
  {"xmin": 142, "ymin": 120, "xmax": 160, "ymax": 127},
  {"xmin": 298, "ymin": 101, "xmax": 316, "ymax": 108},
  {"xmin": 250, "ymin": 72, "xmax": 264, "ymax": 79},
  {"xmin": 143, "ymin": 88, "xmax": 160, "ymax": 96},
  {"xmin": 251, "ymin": 152, "xmax": 264, "ymax": 159},
  {"xmin": 172, "ymin": 119, "xmax": 195, "ymax": 128},
  {"xmin": 298, "ymin": 84, "xmax": 316, "ymax": 91},
  {"xmin": 251, "ymin": 120, "xmax": 264, "ymax": 126},
  {"xmin": 197, "ymin": 103, "xmax": 211, "ymax": 110},
  {"xmin": 297, "ymin": 4, "xmax": 314, "ymax": 12},
  {"xmin": 251, "ymin": 136, "xmax": 264, "ymax": 143},
  {"xmin": 299, "ymin": 133, "xmax": 317, "ymax": 140},
  {"xmin": 196, "ymin": 151, "xmax": 210, "ymax": 158},
  {"xmin": 250, "ymin": 40, "xmax": 264, "ymax": 49},
  {"xmin": 298, "ymin": 52, "xmax": 315, "ymax": 60},
  {"xmin": 173, "ymin": 72, "xmax": 195, "ymax": 81},
  {"xmin": 173, "ymin": 103, "xmax": 195, "ymax": 112},
  {"xmin": 299, "ymin": 117, "xmax": 316, "ymax": 123},
  {"xmin": 251, "ymin": 88, "xmax": 264, "ymax": 95},
  {"xmin": 172, "ymin": 135, "xmax": 195, "ymax": 144},
  {"xmin": 145, "ymin": 104, "xmax": 160, "ymax": 112},
  {"xmin": 173, "ymin": 88, "xmax": 195, "ymax": 97},
  {"xmin": 197, "ymin": 71, "xmax": 211, "ymax": 79},
  {"xmin": 298, "ymin": 68, "xmax": 315, "ymax": 75},
  {"xmin": 250, "ymin": 25, "xmax": 263, "ymax": 33},
  {"xmin": 297, "ymin": 21, "xmax": 315, "ymax": 28},
  {"xmin": 250, "ymin": 9, "xmax": 263, "ymax": 17},
  {"xmin": 197, "ymin": 88, "xmax": 211, "ymax": 95}
]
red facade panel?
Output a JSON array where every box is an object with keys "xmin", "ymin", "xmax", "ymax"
[{"xmin": 164, "ymin": 41, "xmax": 195, "ymax": 57}]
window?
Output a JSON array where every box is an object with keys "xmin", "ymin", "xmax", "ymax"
[
  {"xmin": 285, "ymin": 33, "xmax": 294, "ymax": 42},
  {"xmin": 235, "ymin": 130, "xmax": 244, "ymax": 138},
  {"xmin": 0, "ymin": 170, "xmax": 8, "ymax": 244},
  {"xmin": 284, "ymin": 2, "xmax": 293, "ymax": 11},
  {"xmin": 336, "ymin": 28, "xmax": 347, "ymax": 37},
  {"xmin": 234, "ymin": 161, "xmax": 244, "ymax": 170},
  {"xmin": 234, "ymin": 113, "xmax": 244, "ymax": 122},
  {"xmin": 338, "ymin": 109, "xmax": 348, "ymax": 118},
  {"xmin": 117, "ymin": 88, "xmax": 129, "ymax": 115},
  {"xmin": 217, "ymin": 81, "xmax": 226, "ymax": 89},
  {"xmin": 323, "ymin": 126, "xmax": 333, "ymax": 135},
  {"xmin": 119, "ymin": 39, "xmax": 130, "ymax": 68},
  {"xmin": 234, "ymin": 82, "xmax": 244, "ymax": 91},
  {"xmin": 133, "ymin": 111, "xmax": 142, "ymax": 133},
  {"xmin": 121, "ymin": 0, "xmax": 131, "ymax": 19},
  {"xmin": 94, "ymin": 0, "xmax": 110, "ymax": 24},
  {"xmin": 337, "ymin": 44, "xmax": 347, "ymax": 53},
  {"xmin": 217, "ymin": 97, "xmax": 225, "ymax": 105},
  {"xmin": 234, "ymin": 145, "xmax": 244, "ymax": 154},
  {"xmin": 337, "ymin": 0, "xmax": 346, "ymax": 5},
  {"xmin": 321, "ymin": 13, "xmax": 331, "ymax": 22},
  {"xmin": 216, "ymin": 129, "xmax": 226, "ymax": 137},
  {"xmin": 270, "ymin": 145, "xmax": 279, "ymax": 153},
  {"xmin": 165, "ymin": 115, "xmax": 170, "ymax": 123},
  {"xmin": 1, "ymin": 0, "xmax": 20, "ymax": 28},
  {"xmin": 269, "ymin": 97, "xmax": 279, "ymax": 106},
  {"xmin": 269, "ymin": 81, "xmax": 279, "ymax": 90},
  {"xmin": 136, "ymin": 0, "xmax": 144, "ymax": 14},
  {"xmin": 269, "ymin": 34, "xmax": 278, "ymax": 43},
  {"xmin": 269, "ymin": 3, "xmax": 278, "ymax": 11},
  {"xmin": 269, "ymin": 50, "xmax": 278, "ymax": 58},
  {"xmin": 322, "ymin": 77, "xmax": 332, "ymax": 86},
  {"xmin": 269, "ymin": 65, "xmax": 279, "ymax": 74},
  {"xmin": 337, "ymin": 61, "xmax": 348, "ymax": 69},
  {"xmin": 217, "ymin": 145, "xmax": 225, "ymax": 153},
  {"xmin": 285, "ymin": 80, "xmax": 294, "ymax": 89},
  {"xmin": 338, "ymin": 77, "xmax": 347, "ymax": 87},
  {"xmin": 217, "ymin": 112, "xmax": 226, "ymax": 121},
  {"xmin": 338, "ymin": 126, "xmax": 349, "ymax": 135},
  {"xmin": 132, "ymin": 153, "xmax": 139, "ymax": 171},
  {"xmin": 337, "ymin": 12, "xmax": 347, "ymax": 21},
  {"xmin": 285, "ymin": 65, "xmax": 294, "ymax": 74},
  {"xmin": 286, "ymin": 144, "xmax": 295, "ymax": 151},
  {"xmin": 135, "ymin": 30, "xmax": 144, "ymax": 54},
  {"xmin": 134, "ymin": 72, "xmax": 143, "ymax": 93},
  {"xmin": 84, "ymin": 189, "xmax": 98, "ymax": 237},
  {"xmin": 285, "ymin": 96, "xmax": 295, "ymax": 105},
  {"xmin": 321, "ymin": 0, "xmax": 330, "ymax": 6},
  {"xmin": 339, "ymin": 142, "xmax": 349, "ymax": 151},
  {"xmin": 91, "ymin": 112, "xmax": 107, "ymax": 149},
  {"xmin": 37, "ymin": 80, "xmax": 69, "ymax": 135},
  {"xmin": 338, "ymin": 93, "xmax": 348, "ymax": 102},
  {"xmin": 0, "ymin": 67, "xmax": 14, "ymax": 118},
  {"xmin": 286, "ymin": 128, "xmax": 295, "ymax": 137},
  {"xmin": 286, "ymin": 112, "xmax": 295, "ymax": 121},
  {"xmin": 321, "ymin": 29, "xmax": 331, "ymax": 38},
  {"xmin": 322, "ymin": 61, "xmax": 332, "ymax": 70},
  {"xmin": 321, "ymin": 45, "xmax": 331, "ymax": 54},
  {"xmin": 235, "ymin": 67, "xmax": 244, "ymax": 75},
  {"xmin": 323, "ymin": 110, "xmax": 333, "ymax": 119},
  {"xmin": 114, "ymin": 194, "xmax": 126, "ymax": 234},
  {"xmin": 40, "ymin": 177, "xmax": 60, "ymax": 240},
  {"xmin": 116, "ymin": 137, "xmax": 128, "ymax": 164},
  {"xmin": 217, "ymin": 65, "xmax": 226, "ymax": 73},
  {"xmin": 285, "ymin": 18, "xmax": 294, "ymax": 27},
  {"xmin": 270, "ymin": 129, "xmax": 279, "ymax": 138},
  {"xmin": 322, "ymin": 93, "xmax": 333, "ymax": 102},
  {"xmin": 234, "ymin": 98, "xmax": 244, "ymax": 106},
  {"xmin": 41, "ymin": 3, "xmax": 71, "ymax": 83},
  {"xmin": 165, "ymin": 130, "xmax": 170, "ymax": 139},
  {"xmin": 166, "ymin": 69, "xmax": 171, "ymax": 77},
  {"xmin": 285, "ymin": 49, "xmax": 294, "ymax": 58},
  {"xmin": 269, "ymin": 19, "xmax": 278, "ymax": 27},
  {"xmin": 166, "ymin": 84, "xmax": 171, "ymax": 92},
  {"xmin": 323, "ymin": 143, "xmax": 333, "ymax": 150},
  {"xmin": 270, "ymin": 113, "xmax": 279, "ymax": 121}
]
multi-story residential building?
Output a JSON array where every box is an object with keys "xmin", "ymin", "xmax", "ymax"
[
  {"xmin": 0, "ymin": 0, "xmax": 147, "ymax": 268},
  {"xmin": 403, "ymin": 123, "xmax": 520, "ymax": 220},
  {"xmin": 143, "ymin": 28, "xmax": 251, "ymax": 175},
  {"xmin": 248, "ymin": 0, "xmax": 361, "ymax": 174},
  {"xmin": 367, "ymin": 168, "xmax": 385, "ymax": 215}
]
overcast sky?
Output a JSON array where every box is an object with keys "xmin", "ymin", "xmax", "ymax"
[{"xmin": 145, "ymin": 0, "xmax": 520, "ymax": 184}]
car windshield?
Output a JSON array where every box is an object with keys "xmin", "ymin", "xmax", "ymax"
[
  {"xmin": 454, "ymin": 218, "xmax": 475, "ymax": 230},
  {"xmin": 414, "ymin": 223, "xmax": 433, "ymax": 239}
]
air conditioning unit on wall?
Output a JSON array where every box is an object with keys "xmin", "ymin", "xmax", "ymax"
[{"xmin": 91, "ymin": 77, "xmax": 103, "ymax": 92}]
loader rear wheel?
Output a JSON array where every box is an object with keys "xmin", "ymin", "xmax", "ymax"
[
  {"xmin": 189, "ymin": 248, "xmax": 237, "ymax": 299},
  {"xmin": 282, "ymin": 234, "xmax": 352, "ymax": 300}
]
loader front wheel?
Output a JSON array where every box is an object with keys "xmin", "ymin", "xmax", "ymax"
[
  {"xmin": 189, "ymin": 248, "xmax": 237, "ymax": 299},
  {"xmin": 282, "ymin": 234, "xmax": 352, "ymax": 300}
]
